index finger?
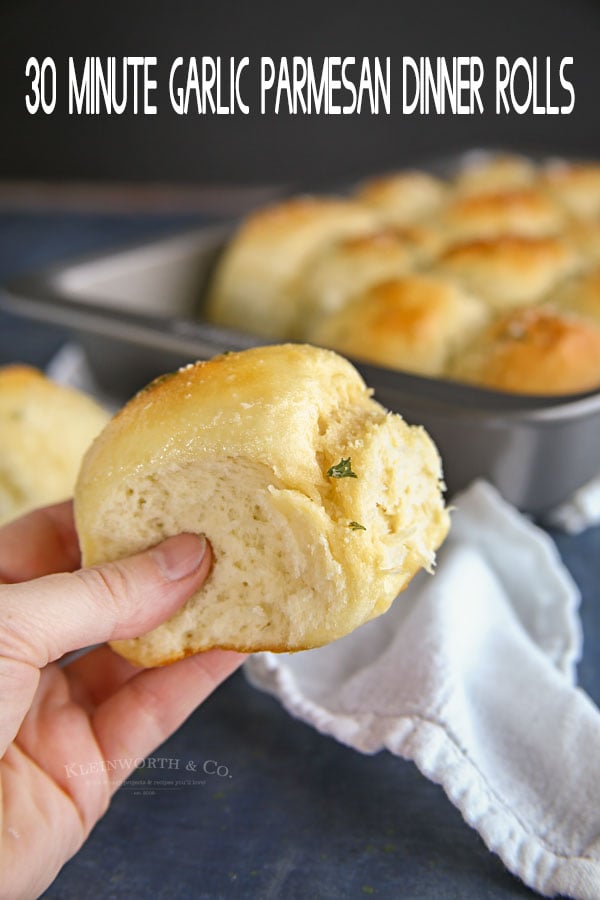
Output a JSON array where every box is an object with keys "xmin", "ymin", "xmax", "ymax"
[{"xmin": 0, "ymin": 501, "xmax": 81, "ymax": 584}]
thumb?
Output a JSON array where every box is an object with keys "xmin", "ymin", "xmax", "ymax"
[{"xmin": 0, "ymin": 533, "xmax": 211, "ymax": 669}]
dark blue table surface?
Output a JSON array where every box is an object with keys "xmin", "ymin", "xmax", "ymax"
[{"xmin": 1, "ymin": 210, "xmax": 598, "ymax": 900}]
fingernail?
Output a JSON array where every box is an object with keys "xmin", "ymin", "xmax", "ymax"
[{"xmin": 151, "ymin": 534, "xmax": 207, "ymax": 581}]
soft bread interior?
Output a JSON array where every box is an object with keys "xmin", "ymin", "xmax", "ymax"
[
  {"xmin": 76, "ymin": 345, "xmax": 449, "ymax": 665},
  {"xmin": 106, "ymin": 405, "xmax": 446, "ymax": 665}
]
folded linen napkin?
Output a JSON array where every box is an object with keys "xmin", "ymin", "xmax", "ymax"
[
  {"xmin": 546, "ymin": 477, "xmax": 600, "ymax": 535},
  {"xmin": 246, "ymin": 481, "xmax": 600, "ymax": 899}
]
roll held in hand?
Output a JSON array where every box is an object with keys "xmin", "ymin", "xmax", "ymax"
[{"xmin": 75, "ymin": 344, "xmax": 449, "ymax": 665}]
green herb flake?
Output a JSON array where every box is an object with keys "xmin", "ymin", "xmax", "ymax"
[
  {"xmin": 137, "ymin": 370, "xmax": 177, "ymax": 395},
  {"xmin": 349, "ymin": 521, "xmax": 366, "ymax": 531},
  {"xmin": 327, "ymin": 457, "xmax": 358, "ymax": 479}
]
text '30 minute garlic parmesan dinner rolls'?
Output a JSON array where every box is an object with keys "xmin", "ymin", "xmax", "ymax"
[{"xmin": 75, "ymin": 345, "xmax": 449, "ymax": 665}]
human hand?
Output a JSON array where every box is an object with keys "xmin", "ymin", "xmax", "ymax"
[{"xmin": 0, "ymin": 502, "xmax": 245, "ymax": 899}]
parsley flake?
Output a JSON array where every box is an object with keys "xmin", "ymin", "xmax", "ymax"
[
  {"xmin": 327, "ymin": 457, "xmax": 358, "ymax": 479},
  {"xmin": 137, "ymin": 370, "xmax": 176, "ymax": 395},
  {"xmin": 349, "ymin": 521, "xmax": 366, "ymax": 531}
]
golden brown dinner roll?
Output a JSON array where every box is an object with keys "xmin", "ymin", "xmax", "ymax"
[
  {"xmin": 439, "ymin": 188, "xmax": 566, "ymax": 242},
  {"xmin": 548, "ymin": 266, "xmax": 600, "ymax": 325},
  {"xmin": 452, "ymin": 153, "xmax": 537, "ymax": 196},
  {"xmin": 294, "ymin": 229, "xmax": 417, "ymax": 336},
  {"xmin": 307, "ymin": 275, "xmax": 488, "ymax": 377},
  {"xmin": 0, "ymin": 365, "xmax": 109, "ymax": 526},
  {"xmin": 543, "ymin": 162, "xmax": 600, "ymax": 220},
  {"xmin": 355, "ymin": 170, "xmax": 447, "ymax": 226},
  {"xmin": 449, "ymin": 306, "xmax": 600, "ymax": 395},
  {"xmin": 75, "ymin": 345, "xmax": 449, "ymax": 664},
  {"xmin": 564, "ymin": 220, "xmax": 600, "ymax": 267},
  {"xmin": 206, "ymin": 196, "xmax": 376, "ymax": 340},
  {"xmin": 435, "ymin": 235, "xmax": 580, "ymax": 311},
  {"xmin": 394, "ymin": 222, "xmax": 448, "ymax": 263}
]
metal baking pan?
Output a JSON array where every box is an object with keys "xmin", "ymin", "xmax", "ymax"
[{"xmin": 2, "ymin": 212, "xmax": 600, "ymax": 517}]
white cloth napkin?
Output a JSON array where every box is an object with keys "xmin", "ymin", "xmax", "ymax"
[
  {"xmin": 546, "ymin": 477, "xmax": 600, "ymax": 535},
  {"xmin": 47, "ymin": 344, "xmax": 600, "ymax": 898},
  {"xmin": 246, "ymin": 481, "xmax": 600, "ymax": 900}
]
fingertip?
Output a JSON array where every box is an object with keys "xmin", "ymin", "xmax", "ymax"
[
  {"xmin": 104, "ymin": 534, "xmax": 213, "ymax": 642},
  {"xmin": 150, "ymin": 533, "xmax": 209, "ymax": 582}
]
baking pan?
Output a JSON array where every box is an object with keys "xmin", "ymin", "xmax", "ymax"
[{"xmin": 2, "ymin": 216, "xmax": 599, "ymax": 517}]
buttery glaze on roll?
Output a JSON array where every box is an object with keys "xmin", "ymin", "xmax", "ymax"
[
  {"xmin": 564, "ymin": 220, "xmax": 600, "ymax": 268},
  {"xmin": 205, "ymin": 154, "xmax": 600, "ymax": 397},
  {"xmin": 294, "ymin": 229, "xmax": 417, "ymax": 336},
  {"xmin": 436, "ymin": 235, "xmax": 580, "ymax": 311},
  {"xmin": 449, "ymin": 306, "xmax": 600, "ymax": 395},
  {"xmin": 75, "ymin": 344, "xmax": 449, "ymax": 665},
  {"xmin": 308, "ymin": 275, "xmax": 488, "ymax": 377},
  {"xmin": 439, "ymin": 188, "xmax": 566, "ymax": 242}
]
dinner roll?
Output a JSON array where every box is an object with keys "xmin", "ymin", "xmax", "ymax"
[
  {"xmin": 75, "ymin": 345, "xmax": 449, "ymax": 664},
  {"xmin": 435, "ymin": 235, "xmax": 580, "ymax": 311},
  {"xmin": 453, "ymin": 153, "xmax": 537, "ymax": 196},
  {"xmin": 439, "ymin": 188, "xmax": 566, "ymax": 242},
  {"xmin": 294, "ymin": 229, "xmax": 417, "ymax": 335},
  {"xmin": 355, "ymin": 171, "xmax": 447, "ymax": 226},
  {"xmin": 395, "ymin": 222, "xmax": 448, "ymax": 263},
  {"xmin": 308, "ymin": 275, "xmax": 488, "ymax": 377},
  {"xmin": 0, "ymin": 365, "xmax": 109, "ymax": 525},
  {"xmin": 206, "ymin": 197, "xmax": 376, "ymax": 340},
  {"xmin": 449, "ymin": 306, "xmax": 600, "ymax": 395},
  {"xmin": 548, "ymin": 266, "xmax": 600, "ymax": 325},
  {"xmin": 564, "ymin": 220, "xmax": 600, "ymax": 267},
  {"xmin": 543, "ymin": 162, "xmax": 600, "ymax": 220}
]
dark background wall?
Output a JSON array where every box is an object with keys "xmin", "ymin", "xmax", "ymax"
[{"xmin": 0, "ymin": 0, "xmax": 598, "ymax": 188}]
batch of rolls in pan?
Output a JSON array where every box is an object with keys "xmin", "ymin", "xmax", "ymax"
[{"xmin": 207, "ymin": 155, "xmax": 600, "ymax": 396}]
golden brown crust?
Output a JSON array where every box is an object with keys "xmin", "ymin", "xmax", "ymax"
[
  {"xmin": 543, "ymin": 162, "xmax": 600, "ymax": 219},
  {"xmin": 436, "ymin": 235, "xmax": 580, "ymax": 309},
  {"xmin": 0, "ymin": 364, "xmax": 49, "ymax": 389},
  {"xmin": 450, "ymin": 306, "xmax": 600, "ymax": 395},
  {"xmin": 204, "ymin": 157, "xmax": 600, "ymax": 397},
  {"xmin": 440, "ymin": 188, "xmax": 566, "ymax": 241},
  {"xmin": 294, "ymin": 228, "xmax": 418, "ymax": 334},
  {"xmin": 334, "ymin": 229, "xmax": 410, "ymax": 254},
  {"xmin": 564, "ymin": 220, "xmax": 600, "ymax": 267},
  {"xmin": 112, "ymin": 636, "xmax": 345, "ymax": 668},
  {"xmin": 308, "ymin": 276, "xmax": 488, "ymax": 377}
]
